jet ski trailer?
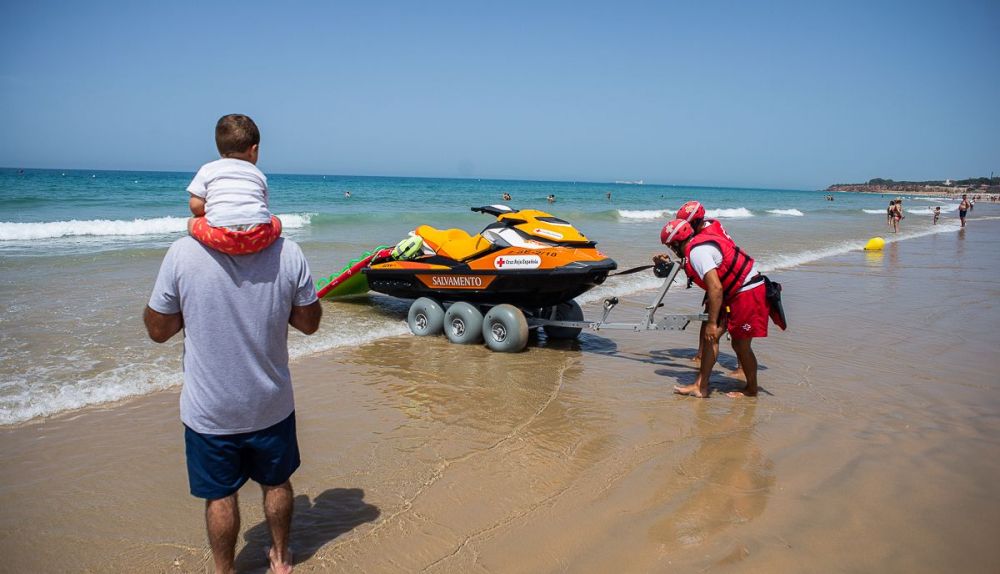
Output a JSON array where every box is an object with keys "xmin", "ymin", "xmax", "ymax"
[{"xmin": 406, "ymin": 260, "xmax": 707, "ymax": 352}]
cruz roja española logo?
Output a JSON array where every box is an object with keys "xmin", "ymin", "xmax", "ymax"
[{"xmin": 493, "ymin": 255, "xmax": 542, "ymax": 270}]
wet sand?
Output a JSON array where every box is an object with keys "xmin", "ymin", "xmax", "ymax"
[{"xmin": 2, "ymin": 222, "xmax": 999, "ymax": 572}]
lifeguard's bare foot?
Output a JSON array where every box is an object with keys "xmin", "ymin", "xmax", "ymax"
[
  {"xmin": 268, "ymin": 547, "xmax": 293, "ymax": 574},
  {"xmin": 725, "ymin": 389, "xmax": 757, "ymax": 398},
  {"xmin": 674, "ymin": 384, "xmax": 709, "ymax": 398},
  {"xmin": 729, "ymin": 368, "xmax": 746, "ymax": 381}
]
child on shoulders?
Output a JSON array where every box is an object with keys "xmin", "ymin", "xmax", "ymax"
[{"xmin": 187, "ymin": 114, "xmax": 281, "ymax": 255}]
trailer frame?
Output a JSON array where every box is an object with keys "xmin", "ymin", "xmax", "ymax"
[{"xmin": 527, "ymin": 261, "xmax": 707, "ymax": 333}]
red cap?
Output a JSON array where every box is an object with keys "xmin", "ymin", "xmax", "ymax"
[
  {"xmin": 660, "ymin": 219, "xmax": 694, "ymax": 245},
  {"xmin": 676, "ymin": 200, "xmax": 705, "ymax": 223}
]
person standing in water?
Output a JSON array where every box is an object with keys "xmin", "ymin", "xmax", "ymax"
[
  {"xmin": 959, "ymin": 194, "xmax": 971, "ymax": 227},
  {"xmin": 656, "ymin": 218, "xmax": 773, "ymax": 398},
  {"xmin": 657, "ymin": 201, "xmax": 744, "ymax": 379},
  {"xmin": 890, "ymin": 200, "xmax": 903, "ymax": 233}
]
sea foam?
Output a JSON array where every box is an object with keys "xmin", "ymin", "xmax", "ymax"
[
  {"xmin": 766, "ymin": 209, "xmax": 804, "ymax": 216},
  {"xmin": 906, "ymin": 205, "xmax": 958, "ymax": 215},
  {"xmin": 617, "ymin": 209, "xmax": 670, "ymax": 221},
  {"xmin": 577, "ymin": 272, "xmax": 668, "ymax": 305},
  {"xmin": 0, "ymin": 312, "xmax": 410, "ymax": 425},
  {"xmin": 617, "ymin": 207, "xmax": 755, "ymax": 221},
  {"xmin": 584, "ymin": 221, "xmax": 968, "ymax": 307},
  {"xmin": 0, "ymin": 213, "xmax": 313, "ymax": 241},
  {"xmin": 705, "ymin": 207, "xmax": 754, "ymax": 218},
  {"xmin": 0, "ymin": 357, "xmax": 183, "ymax": 426},
  {"xmin": 759, "ymin": 221, "xmax": 962, "ymax": 271}
]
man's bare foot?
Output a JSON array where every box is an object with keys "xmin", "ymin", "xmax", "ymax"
[
  {"xmin": 725, "ymin": 389, "xmax": 757, "ymax": 398},
  {"xmin": 691, "ymin": 355, "xmax": 702, "ymax": 365},
  {"xmin": 674, "ymin": 384, "xmax": 709, "ymax": 398},
  {"xmin": 729, "ymin": 368, "xmax": 746, "ymax": 381},
  {"xmin": 268, "ymin": 547, "xmax": 293, "ymax": 574}
]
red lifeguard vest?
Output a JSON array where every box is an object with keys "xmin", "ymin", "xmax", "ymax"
[
  {"xmin": 683, "ymin": 223, "xmax": 756, "ymax": 301},
  {"xmin": 701, "ymin": 219, "xmax": 732, "ymax": 241}
]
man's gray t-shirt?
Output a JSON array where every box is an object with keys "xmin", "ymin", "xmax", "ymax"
[{"xmin": 148, "ymin": 236, "xmax": 317, "ymax": 435}]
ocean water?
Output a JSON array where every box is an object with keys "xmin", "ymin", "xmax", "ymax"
[{"xmin": 0, "ymin": 168, "xmax": 989, "ymax": 424}]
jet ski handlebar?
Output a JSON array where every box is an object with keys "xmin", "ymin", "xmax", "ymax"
[{"xmin": 471, "ymin": 205, "xmax": 516, "ymax": 217}]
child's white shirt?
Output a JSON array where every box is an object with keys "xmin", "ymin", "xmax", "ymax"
[{"xmin": 187, "ymin": 158, "xmax": 271, "ymax": 227}]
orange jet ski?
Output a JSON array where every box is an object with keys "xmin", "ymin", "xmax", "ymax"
[{"xmin": 363, "ymin": 205, "xmax": 617, "ymax": 308}]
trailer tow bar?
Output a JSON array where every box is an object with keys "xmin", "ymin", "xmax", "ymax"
[{"xmin": 530, "ymin": 261, "xmax": 707, "ymax": 333}]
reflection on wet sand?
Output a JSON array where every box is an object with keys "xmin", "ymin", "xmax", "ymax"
[
  {"xmin": 350, "ymin": 334, "xmax": 611, "ymax": 440},
  {"xmin": 321, "ymin": 336, "xmax": 621, "ymax": 570},
  {"xmin": 649, "ymin": 401, "xmax": 774, "ymax": 561},
  {"xmin": 302, "ymin": 325, "xmax": 784, "ymax": 571}
]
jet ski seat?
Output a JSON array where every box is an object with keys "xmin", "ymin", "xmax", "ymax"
[{"xmin": 415, "ymin": 225, "xmax": 493, "ymax": 261}]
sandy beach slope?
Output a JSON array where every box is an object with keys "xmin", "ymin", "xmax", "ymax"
[{"xmin": 1, "ymin": 221, "xmax": 999, "ymax": 573}]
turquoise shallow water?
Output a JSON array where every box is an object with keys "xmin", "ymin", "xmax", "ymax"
[
  {"xmin": 0, "ymin": 168, "xmax": 988, "ymax": 424},
  {"xmin": 0, "ymin": 168, "xmax": 915, "ymax": 254}
]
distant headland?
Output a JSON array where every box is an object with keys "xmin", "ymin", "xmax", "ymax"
[{"xmin": 827, "ymin": 177, "xmax": 999, "ymax": 195}]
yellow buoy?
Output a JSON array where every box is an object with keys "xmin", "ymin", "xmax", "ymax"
[{"xmin": 864, "ymin": 237, "xmax": 885, "ymax": 251}]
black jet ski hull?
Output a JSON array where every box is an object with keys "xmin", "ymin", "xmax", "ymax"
[{"xmin": 364, "ymin": 260, "xmax": 616, "ymax": 308}]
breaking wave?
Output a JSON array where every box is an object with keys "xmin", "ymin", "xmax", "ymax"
[
  {"xmin": 705, "ymin": 207, "xmax": 754, "ymax": 218},
  {"xmin": 617, "ymin": 209, "xmax": 670, "ymax": 221},
  {"xmin": 0, "ymin": 213, "xmax": 314, "ymax": 241},
  {"xmin": 617, "ymin": 207, "xmax": 755, "ymax": 221}
]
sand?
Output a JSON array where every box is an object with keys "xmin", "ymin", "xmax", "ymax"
[{"xmin": 2, "ymin": 222, "xmax": 999, "ymax": 573}]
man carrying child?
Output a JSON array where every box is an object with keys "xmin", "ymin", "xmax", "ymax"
[{"xmin": 145, "ymin": 114, "xmax": 321, "ymax": 574}]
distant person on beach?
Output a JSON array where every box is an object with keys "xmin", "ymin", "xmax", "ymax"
[
  {"xmin": 656, "ymin": 216, "xmax": 774, "ymax": 398},
  {"xmin": 959, "ymin": 194, "xmax": 970, "ymax": 227},
  {"xmin": 933, "ymin": 206, "xmax": 941, "ymax": 225},
  {"xmin": 606, "ymin": 191, "xmax": 612, "ymax": 200},
  {"xmin": 502, "ymin": 192, "xmax": 511, "ymax": 201},
  {"xmin": 187, "ymin": 114, "xmax": 281, "ymax": 256},
  {"xmin": 145, "ymin": 179, "xmax": 322, "ymax": 572},
  {"xmin": 345, "ymin": 191, "xmax": 351, "ymax": 199},
  {"xmin": 890, "ymin": 200, "xmax": 903, "ymax": 233},
  {"xmin": 886, "ymin": 201, "xmax": 894, "ymax": 229},
  {"xmin": 547, "ymin": 194, "xmax": 556, "ymax": 203}
]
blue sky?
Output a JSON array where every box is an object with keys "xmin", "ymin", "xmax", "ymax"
[{"xmin": 1, "ymin": 0, "xmax": 997, "ymax": 189}]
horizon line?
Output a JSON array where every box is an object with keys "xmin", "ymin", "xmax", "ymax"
[{"xmin": 1, "ymin": 166, "xmax": 818, "ymax": 193}]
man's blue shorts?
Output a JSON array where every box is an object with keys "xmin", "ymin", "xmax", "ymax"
[{"xmin": 184, "ymin": 412, "xmax": 300, "ymax": 500}]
